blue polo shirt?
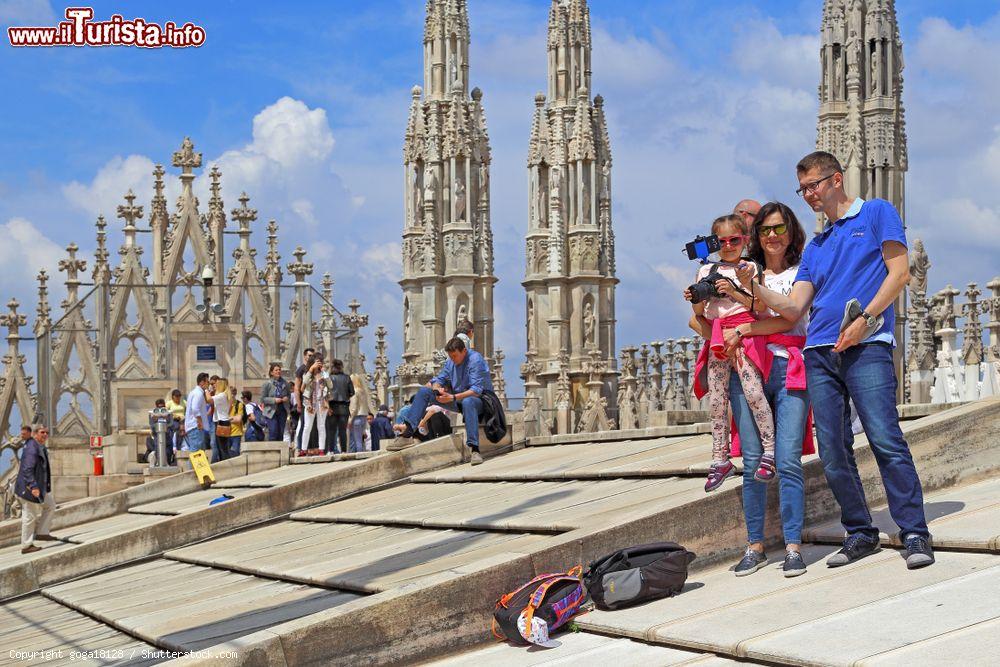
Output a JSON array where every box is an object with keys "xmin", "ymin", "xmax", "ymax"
[
  {"xmin": 795, "ymin": 198, "xmax": 906, "ymax": 348},
  {"xmin": 432, "ymin": 348, "xmax": 494, "ymax": 396}
]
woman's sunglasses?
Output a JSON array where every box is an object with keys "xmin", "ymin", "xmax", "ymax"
[{"xmin": 758, "ymin": 223, "xmax": 788, "ymax": 237}]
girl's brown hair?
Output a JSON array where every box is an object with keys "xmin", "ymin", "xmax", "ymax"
[{"xmin": 711, "ymin": 213, "xmax": 746, "ymax": 237}]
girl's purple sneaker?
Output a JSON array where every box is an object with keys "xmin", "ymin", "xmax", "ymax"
[
  {"xmin": 705, "ymin": 460, "xmax": 736, "ymax": 492},
  {"xmin": 755, "ymin": 453, "xmax": 776, "ymax": 482}
]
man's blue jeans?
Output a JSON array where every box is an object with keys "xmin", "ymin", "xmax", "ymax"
[
  {"xmin": 407, "ymin": 386, "xmax": 482, "ymax": 448},
  {"xmin": 805, "ymin": 343, "xmax": 929, "ymax": 539},
  {"xmin": 730, "ymin": 356, "xmax": 808, "ymax": 546},
  {"xmin": 186, "ymin": 427, "xmax": 208, "ymax": 452}
]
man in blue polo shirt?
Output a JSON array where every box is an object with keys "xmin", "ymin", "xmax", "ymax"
[
  {"xmin": 736, "ymin": 151, "xmax": 933, "ymax": 570},
  {"xmin": 392, "ymin": 336, "xmax": 493, "ymax": 465}
]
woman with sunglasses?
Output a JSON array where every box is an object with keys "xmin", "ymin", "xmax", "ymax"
[
  {"xmin": 724, "ymin": 202, "xmax": 814, "ymax": 578},
  {"xmin": 685, "ymin": 214, "xmax": 776, "ymax": 494}
]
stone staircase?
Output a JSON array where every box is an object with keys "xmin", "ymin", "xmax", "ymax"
[{"xmin": 0, "ymin": 400, "xmax": 995, "ymax": 666}]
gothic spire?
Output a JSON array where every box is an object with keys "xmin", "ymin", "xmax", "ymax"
[
  {"xmin": 423, "ymin": 0, "xmax": 470, "ymax": 101},
  {"xmin": 547, "ymin": 0, "xmax": 593, "ymax": 106}
]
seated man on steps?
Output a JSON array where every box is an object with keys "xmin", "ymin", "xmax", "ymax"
[{"xmin": 392, "ymin": 336, "xmax": 492, "ymax": 465}]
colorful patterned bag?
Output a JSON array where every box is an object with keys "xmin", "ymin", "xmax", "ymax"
[{"xmin": 491, "ymin": 566, "xmax": 585, "ymax": 647}]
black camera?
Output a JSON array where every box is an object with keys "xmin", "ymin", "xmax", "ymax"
[
  {"xmin": 684, "ymin": 234, "xmax": 721, "ymax": 262},
  {"xmin": 688, "ymin": 266, "xmax": 726, "ymax": 304}
]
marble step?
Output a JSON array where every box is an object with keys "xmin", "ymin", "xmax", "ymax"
[{"xmin": 803, "ymin": 475, "xmax": 1000, "ymax": 552}]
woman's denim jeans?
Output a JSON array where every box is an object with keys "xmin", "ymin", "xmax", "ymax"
[{"xmin": 730, "ymin": 356, "xmax": 808, "ymax": 545}]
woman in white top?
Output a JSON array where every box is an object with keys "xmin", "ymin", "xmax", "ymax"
[
  {"xmin": 300, "ymin": 354, "xmax": 332, "ymax": 456},
  {"xmin": 726, "ymin": 202, "xmax": 811, "ymax": 578},
  {"xmin": 212, "ymin": 378, "xmax": 232, "ymax": 461}
]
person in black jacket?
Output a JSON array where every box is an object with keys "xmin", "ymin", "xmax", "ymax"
[
  {"xmin": 326, "ymin": 358, "xmax": 354, "ymax": 454},
  {"xmin": 14, "ymin": 424, "xmax": 57, "ymax": 554}
]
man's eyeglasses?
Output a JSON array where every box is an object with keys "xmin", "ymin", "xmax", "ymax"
[
  {"xmin": 758, "ymin": 223, "xmax": 788, "ymax": 237},
  {"xmin": 718, "ymin": 235, "xmax": 745, "ymax": 247},
  {"xmin": 795, "ymin": 173, "xmax": 835, "ymax": 197}
]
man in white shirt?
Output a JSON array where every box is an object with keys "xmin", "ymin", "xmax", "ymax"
[{"xmin": 183, "ymin": 372, "xmax": 211, "ymax": 452}]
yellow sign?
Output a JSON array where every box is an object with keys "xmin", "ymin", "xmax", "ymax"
[{"xmin": 189, "ymin": 450, "xmax": 215, "ymax": 486}]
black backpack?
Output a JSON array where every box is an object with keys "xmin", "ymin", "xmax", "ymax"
[
  {"xmin": 480, "ymin": 389, "xmax": 507, "ymax": 444},
  {"xmin": 584, "ymin": 542, "xmax": 696, "ymax": 611}
]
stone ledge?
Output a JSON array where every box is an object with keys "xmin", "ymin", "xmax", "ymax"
[{"xmin": 527, "ymin": 422, "xmax": 711, "ymax": 447}]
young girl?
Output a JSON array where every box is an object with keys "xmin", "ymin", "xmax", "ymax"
[
  {"xmin": 301, "ymin": 353, "xmax": 332, "ymax": 456},
  {"xmin": 686, "ymin": 214, "xmax": 776, "ymax": 492}
]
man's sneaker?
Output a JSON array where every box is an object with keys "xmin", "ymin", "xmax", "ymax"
[
  {"xmin": 826, "ymin": 533, "xmax": 881, "ymax": 567},
  {"xmin": 470, "ymin": 450, "xmax": 484, "ymax": 466},
  {"xmin": 903, "ymin": 534, "xmax": 935, "ymax": 569},
  {"xmin": 734, "ymin": 545, "xmax": 768, "ymax": 576},
  {"xmin": 754, "ymin": 453, "xmax": 776, "ymax": 482},
  {"xmin": 782, "ymin": 549, "xmax": 807, "ymax": 577},
  {"xmin": 705, "ymin": 460, "xmax": 736, "ymax": 492}
]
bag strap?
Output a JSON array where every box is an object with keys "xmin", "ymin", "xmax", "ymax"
[
  {"xmin": 495, "ymin": 570, "xmax": 568, "ymax": 608},
  {"xmin": 492, "ymin": 571, "xmax": 565, "ymax": 642},
  {"xmin": 522, "ymin": 566, "xmax": 582, "ymax": 631}
]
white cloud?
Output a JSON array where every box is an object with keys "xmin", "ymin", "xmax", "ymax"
[
  {"xmin": 203, "ymin": 97, "xmax": 350, "ymax": 229},
  {"xmin": 0, "ymin": 217, "xmax": 64, "ymax": 308},
  {"xmin": 249, "ymin": 96, "xmax": 335, "ymax": 168},
  {"xmin": 62, "ymin": 154, "xmax": 157, "ymax": 218}
]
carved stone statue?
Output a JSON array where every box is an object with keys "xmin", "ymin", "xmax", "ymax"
[
  {"xmin": 910, "ymin": 238, "xmax": 930, "ymax": 296},
  {"xmin": 423, "ymin": 167, "xmax": 437, "ymax": 205},
  {"xmin": 456, "ymin": 304, "xmax": 467, "ymax": 330},
  {"xmin": 454, "ymin": 177, "xmax": 467, "ymax": 222},
  {"xmin": 583, "ymin": 301, "xmax": 596, "ymax": 347},
  {"xmin": 529, "ymin": 168, "xmax": 540, "ymax": 225},
  {"xmin": 527, "ymin": 300, "xmax": 536, "ymax": 351},
  {"xmin": 549, "ymin": 167, "xmax": 561, "ymax": 205},
  {"xmin": 410, "ymin": 164, "xmax": 422, "ymax": 225},
  {"xmin": 448, "ymin": 53, "xmax": 460, "ymax": 92},
  {"xmin": 833, "ymin": 49, "xmax": 843, "ymax": 99},
  {"xmin": 870, "ymin": 52, "xmax": 879, "ymax": 94},
  {"xmin": 599, "ymin": 160, "xmax": 610, "ymax": 200},
  {"xmin": 403, "ymin": 308, "xmax": 411, "ymax": 351},
  {"xmin": 478, "ymin": 161, "xmax": 489, "ymax": 198}
]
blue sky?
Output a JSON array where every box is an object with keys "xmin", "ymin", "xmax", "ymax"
[{"xmin": 1, "ymin": 0, "xmax": 998, "ymax": 394}]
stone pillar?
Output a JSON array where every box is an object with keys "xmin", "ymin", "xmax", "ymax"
[
  {"xmin": 982, "ymin": 277, "xmax": 1000, "ymax": 397},
  {"xmin": 616, "ymin": 346, "xmax": 639, "ymax": 430},
  {"xmin": 930, "ymin": 285, "xmax": 960, "ymax": 403},
  {"xmin": 33, "ymin": 272, "xmax": 51, "ymax": 425},
  {"xmin": 373, "ymin": 325, "xmax": 389, "ymax": 408},
  {"xmin": 960, "ymin": 283, "xmax": 983, "ymax": 401},
  {"xmin": 554, "ymin": 348, "xmax": 571, "ymax": 434}
]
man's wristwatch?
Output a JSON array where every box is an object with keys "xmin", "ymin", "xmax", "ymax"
[{"xmin": 858, "ymin": 309, "xmax": 878, "ymax": 328}]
